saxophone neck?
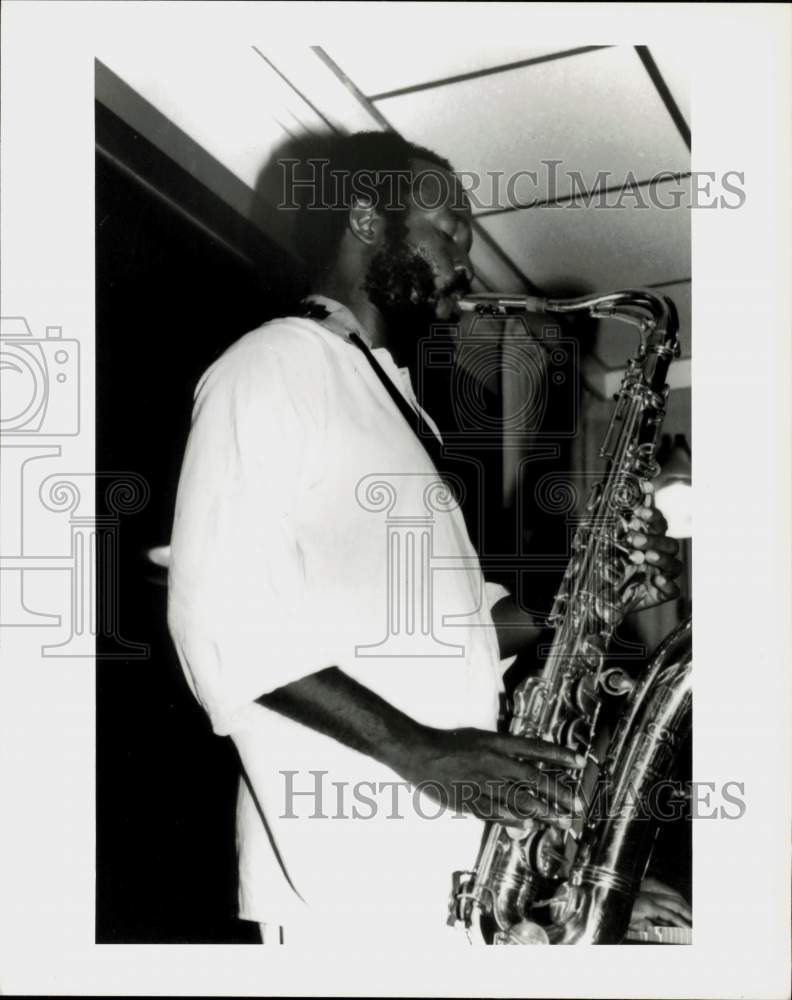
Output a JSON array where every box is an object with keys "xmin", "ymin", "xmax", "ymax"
[{"xmin": 458, "ymin": 288, "xmax": 680, "ymax": 360}]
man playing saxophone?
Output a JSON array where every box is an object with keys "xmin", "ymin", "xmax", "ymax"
[{"xmin": 167, "ymin": 131, "xmax": 688, "ymax": 946}]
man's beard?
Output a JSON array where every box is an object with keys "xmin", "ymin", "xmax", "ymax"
[{"xmin": 363, "ymin": 228, "xmax": 469, "ymax": 370}]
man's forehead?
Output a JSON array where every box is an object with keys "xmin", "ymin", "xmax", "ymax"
[{"xmin": 409, "ymin": 157, "xmax": 472, "ymax": 217}]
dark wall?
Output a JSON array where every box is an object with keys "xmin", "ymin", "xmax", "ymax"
[{"xmin": 95, "ymin": 103, "xmax": 301, "ymax": 943}]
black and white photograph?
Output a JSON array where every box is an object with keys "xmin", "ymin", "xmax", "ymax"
[{"xmin": 0, "ymin": 3, "xmax": 789, "ymax": 997}]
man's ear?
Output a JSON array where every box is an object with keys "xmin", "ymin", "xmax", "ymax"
[{"xmin": 348, "ymin": 198, "xmax": 385, "ymax": 247}]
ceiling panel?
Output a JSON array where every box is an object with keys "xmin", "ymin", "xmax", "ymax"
[
  {"xmin": 375, "ymin": 46, "xmax": 690, "ymax": 210},
  {"xmin": 477, "ymin": 174, "xmax": 691, "ymax": 295},
  {"xmin": 646, "ymin": 45, "xmax": 691, "ymax": 131},
  {"xmin": 99, "ymin": 42, "xmax": 692, "ymax": 310},
  {"xmin": 99, "ymin": 44, "xmax": 336, "ymax": 192},
  {"xmin": 469, "ymin": 227, "xmax": 530, "ymax": 293},
  {"xmin": 321, "ymin": 44, "xmax": 566, "ymax": 98},
  {"xmin": 259, "ymin": 48, "xmax": 385, "ymax": 134}
]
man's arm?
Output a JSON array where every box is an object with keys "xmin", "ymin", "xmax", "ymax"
[{"xmin": 257, "ymin": 667, "xmax": 584, "ymax": 826}]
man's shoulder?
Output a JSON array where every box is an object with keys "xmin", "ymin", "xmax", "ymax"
[
  {"xmin": 225, "ymin": 314, "xmax": 342, "ymax": 365},
  {"xmin": 197, "ymin": 315, "xmax": 346, "ymax": 395}
]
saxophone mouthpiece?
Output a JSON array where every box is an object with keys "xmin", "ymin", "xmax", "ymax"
[{"xmin": 457, "ymin": 293, "xmax": 549, "ymax": 315}]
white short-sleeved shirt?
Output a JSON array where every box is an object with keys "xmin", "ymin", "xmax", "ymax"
[{"xmin": 167, "ymin": 296, "xmax": 511, "ymax": 943}]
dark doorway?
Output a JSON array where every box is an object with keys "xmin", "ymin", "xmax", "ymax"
[{"xmin": 95, "ymin": 101, "xmax": 300, "ymax": 943}]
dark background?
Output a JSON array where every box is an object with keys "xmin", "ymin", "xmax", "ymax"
[
  {"xmin": 95, "ymin": 102, "xmax": 302, "ymax": 943},
  {"xmin": 95, "ymin": 102, "xmax": 688, "ymax": 943}
]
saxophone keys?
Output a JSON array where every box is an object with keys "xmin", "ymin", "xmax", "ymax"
[
  {"xmin": 527, "ymin": 827, "xmax": 565, "ymax": 878},
  {"xmin": 585, "ymin": 482, "xmax": 602, "ymax": 512},
  {"xmin": 551, "ymin": 715, "xmax": 592, "ymax": 753},
  {"xmin": 599, "ymin": 667, "xmax": 635, "ymax": 697},
  {"xmin": 580, "ymin": 636, "xmax": 606, "ymax": 671}
]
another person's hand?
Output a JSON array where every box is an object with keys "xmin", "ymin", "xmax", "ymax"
[
  {"xmin": 392, "ymin": 726, "xmax": 586, "ymax": 829},
  {"xmin": 629, "ymin": 876, "xmax": 692, "ymax": 931}
]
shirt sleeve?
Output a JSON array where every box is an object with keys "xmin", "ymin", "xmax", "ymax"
[
  {"xmin": 484, "ymin": 580, "xmax": 518, "ymax": 674},
  {"xmin": 485, "ymin": 580, "xmax": 511, "ymax": 611},
  {"xmin": 167, "ymin": 321, "xmax": 333, "ymax": 735}
]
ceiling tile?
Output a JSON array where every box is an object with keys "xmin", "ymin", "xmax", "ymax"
[
  {"xmin": 469, "ymin": 224, "xmax": 530, "ymax": 293},
  {"xmin": 100, "ymin": 44, "xmax": 329, "ymax": 191},
  {"xmin": 646, "ymin": 45, "xmax": 691, "ymax": 132},
  {"xmin": 261, "ymin": 48, "xmax": 386, "ymax": 133},
  {"xmin": 376, "ymin": 46, "xmax": 690, "ymax": 210},
  {"xmin": 321, "ymin": 44, "xmax": 565, "ymax": 98},
  {"xmin": 477, "ymin": 174, "xmax": 691, "ymax": 295}
]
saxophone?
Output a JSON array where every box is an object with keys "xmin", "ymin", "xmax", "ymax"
[{"xmin": 450, "ymin": 289, "xmax": 692, "ymax": 945}]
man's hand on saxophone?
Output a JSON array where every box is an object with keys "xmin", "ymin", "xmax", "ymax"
[
  {"xmin": 258, "ymin": 668, "xmax": 588, "ymax": 831},
  {"xmin": 391, "ymin": 726, "xmax": 587, "ymax": 830},
  {"xmin": 617, "ymin": 484, "xmax": 683, "ymax": 613}
]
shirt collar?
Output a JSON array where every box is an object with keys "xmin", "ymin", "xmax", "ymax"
[
  {"xmin": 300, "ymin": 294, "xmax": 374, "ymax": 348},
  {"xmin": 301, "ymin": 296, "xmax": 440, "ymax": 439}
]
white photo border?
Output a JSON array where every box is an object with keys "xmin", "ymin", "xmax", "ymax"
[{"xmin": 0, "ymin": 3, "xmax": 789, "ymax": 997}]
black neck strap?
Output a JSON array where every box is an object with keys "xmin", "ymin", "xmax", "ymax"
[
  {"xmin": 300, "ymin": 299, "xmax": 462, "ymax": 505},
  {"xmin": 348, "ymin": 334, "xmax": 439, "ymax": 461},
  {"xmin": 348, "ymin": 333, "xmax": 464, "ymax": 504}
]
